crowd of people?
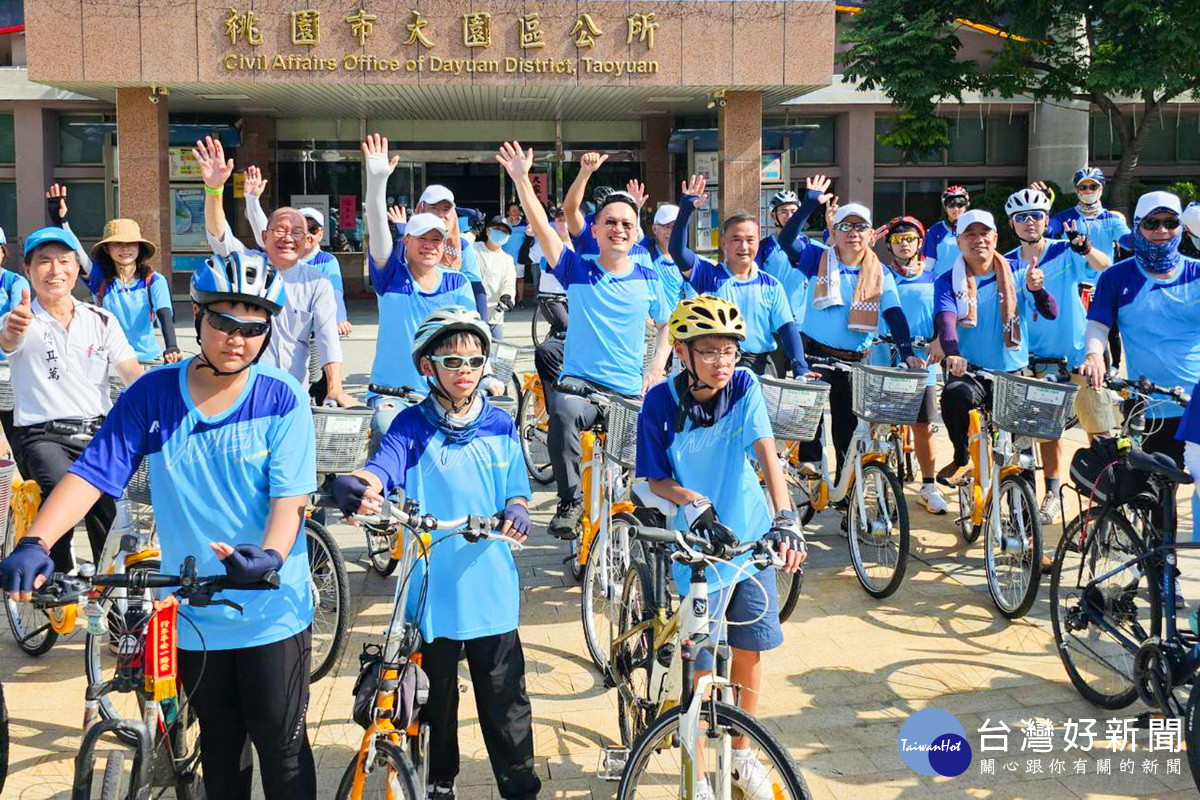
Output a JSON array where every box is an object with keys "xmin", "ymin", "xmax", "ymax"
[{"xmin": 0, "ymin": 131, "xmax": 1198, "ymax": 799}]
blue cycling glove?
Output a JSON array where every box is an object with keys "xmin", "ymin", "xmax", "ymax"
[
  {"xmin": 502, "ymin": 501, "xmax": 531, "ymax": 537},
  {"xmin": 330, "ymin": 474, "xmax": 370, "ymax": 518},
  {"xmin": 0, "ymin": 537, "xmax": 55, "ymax": 595},
  {"xmin": 219, "ymin": 544, "xmax": 284, "ymax": 585}
]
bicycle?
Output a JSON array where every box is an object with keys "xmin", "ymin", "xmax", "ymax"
[
  {"xmin": 327, "ymin": 492, "xmax": 524, "ymax": 799},
  {"xmin": 950, "ymin": 368, "xmax": 1077, "ymax": 618},
  {"xmin": 530, "ymin": 292, "xmax": 567, "ymax": 347},
  {"xmin": 32, "ymin": 555, "xmax": 279, "ymax": 800},
  {"xmin": 611, "ymin": 519, "xmax": 811, "ymax": 799},
  {"xmin": 873, "ymin": 336, "xmax": 935, "ymax": 486}
]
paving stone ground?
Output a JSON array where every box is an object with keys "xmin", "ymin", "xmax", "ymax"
[{"xmin": 3, "ymin": 304, "xmax": 1199, "ymax": 799}]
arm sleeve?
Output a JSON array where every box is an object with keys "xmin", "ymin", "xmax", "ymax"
[
  {"xmin": 471, "ymin": 281, "xmax": 489, "ymax": 320},
  {"xmin": 635, "ymin": 397, "xmax": 675, "ymax": 481},
  {"xmin": 68, "ymin": 387, "xmax": 150, "ymax": 497},
  {"xmin": 503, "ymin": 427, "xmax": 533, "ymax": 502},
  {"xmin": 776, "ymin": 322, "xmax": 808, "ymax": 373},
  {"xmin": 267, "ymin": 394, "xmax": 318, "ymax": 497},
  {"xmin": 206, "ymin": 227, "xmax": 246, "ymax": 258},
  {"xmin": 776, "ymin": 190, "xmax": 821, "ymax": 261},
  {"xmin": 156, "ymin": 308, "xmax": 178, "ymax": 350},
  {"xmin": 1031, "ymin": 287, "xmax": 1058, "ymax": 320},
  {"xmin": 312, "ymin": 279, "xmax": 343, "ymax": 367},
  {"xmin": 245, "ymin": 193, "xmax": 269, "ymax": 250},
  {"xmin": 364, "ymin": 418, "xmax": 413, "ymax": 495},
  {"xmin": 667, "ymin": 195, "xmax": 704, "ymax": 277},
  {"xmin": 936, "ymin": 310, "xmax": 961, "ymax": 358},
  {"xmin": 881, "ymin": 306, "xmax": 915, "ymax": 359}
]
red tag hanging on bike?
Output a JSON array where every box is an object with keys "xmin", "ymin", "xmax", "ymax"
[{"xmin": 145, "ymin": 595, "xmax": 179, "ymax": 702}]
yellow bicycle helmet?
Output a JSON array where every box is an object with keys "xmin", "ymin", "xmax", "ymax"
[{"xmin": 668, "ymin": 295, "xmax": 746, "ymax": 343}]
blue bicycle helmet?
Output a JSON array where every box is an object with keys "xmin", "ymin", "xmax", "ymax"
[
  {"xmin": 1073, "ymin": 167, "xmax": 1106, "ymax": 186},
  {"xmin": 190, "ymin": 252, "xmax": 286, "ymax": 316}
]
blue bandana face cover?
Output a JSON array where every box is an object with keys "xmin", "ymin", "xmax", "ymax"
[{"xmin": 1133, "ymin": 226, "xmax": 1182, "ymax": 276}]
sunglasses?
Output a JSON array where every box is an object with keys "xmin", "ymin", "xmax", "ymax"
[
  {"xmin": 428, "ymin": 354, "xmax": 487, "ymax": 370},
  {"xmin": 834, "ymin": 221, "xmax": 872, "ymax": 233},
  {"xmin": 1076, "ymin": 183, "xmax": 1102, "ymax": 192},
  {"xmin": 1140, "ymin": 216, "xmax": 1181, "ymax": 232},
  {"xmin": 888, "ymin": 233, "xmax": 920, "ymax": 245},
  {"xmin": 1012, "ymin": 211, "xmax": 1047, "ymax": 223},
  {"xmin": 944, "ymin": 199, "xmax": 969, "ymax": 209},
  {"xmin": 205, "ymin": 309, "xmax": 270, "ymax": 338},
  {"xmin": 306, "ymin": 223, "xmax": 321, "ymax": 235}
]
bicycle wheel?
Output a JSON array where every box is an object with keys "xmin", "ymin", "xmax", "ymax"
[
  {"xmin": 306, "ymin": 518, "xmax": 350, "ymax": 683},
  {"xmin": 777, "ymin": 568, "xmax": 802, "ymax": 623},
  {"xmin": 531, "ymin": 302, "xmax": 547, "ymax": 347},
  {"xmin": 1050, "ymin": 508, "xmax": 1158, "ymax": 709},
  {"xmin": 516, "ymin": 383, "xmax": 553, "ymax": 486},
  {"xmin": 617, "ymin": 702, "xmax": 812, "ymax": 800},
  {"xmin": 100, "ymin": 750, "xmax": 126, "ymax": 800},
  {"xmin": 783, "ymin": 462, "xmax": 818, "ymax": 528},
  {"xmin": 362, "ymin": 519, "xmax": 399, "ymax": 577},
  {"xmin": 847, "ymin": 463, "xmax": 910, "ymax": 599},
  {"xmin": 163, "ymin": 699, "xmax": 205, "ymax": 800},
  {"xmin": 984, "ymin": 476, "xmax": 1042, "ymax": 619},
  {"xmin": 568, "ymin": 534, "xmax": 586, "ymax": 582},
  {"xmin": 2, "ymin": 506, "xmax": 57, "ymax": 656},
  {"xmin": 335, "ymin": 741, "xmax": 420, "ymax": 800},
  {"xmin": 615, "ymin": 560, "xmax": 655, "ymax": 747},
  {"xmin": 1185, "ymin": 684, "xmax": 1200, "ymax": 794},
  {"xmin": 886, "ymin": 429, "xmax": 908, "ymax": 484},
  {"xmin": 583, "ymin": 515, "xmax": 639, "ymax": 680},
  {"xmin": 956, "ymin": 482, "xmax": 981, "ymax": 544},
  {"xmin": 0, "ymin": 682, "xmax": 8, "ymax": 796}
]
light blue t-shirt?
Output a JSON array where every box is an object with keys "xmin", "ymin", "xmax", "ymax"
[
  {"xmin": 306, "ymin": 249, "xmax": 347, "ymax": 323},
  {"xmin": 554, "ymin": 248, "xmax": 670, "ymax": 397},
  {"xmin": 70, "ymin": 360, "xmax": 316, "ymax": 650},
  {"xmin": 933, "ymin": 266, "xmax": 1039, "ymax": 373},
  {"xmin": 365, "ymin": 400, "xmax": 532, "ymax": 641},
  {"xmin": 0, "ymin": 269, "xmax": 31, "ymax": 363},
  {"xmin": 1006, "ymin": 240, "xmax": 1091, "ymax": 368},
  {"xmin": 796, "ymin": 245, "xmax": 902, "ymax": 353},
  {"xmin": 86, "ymin": 271, "xmax": 172, "ymax": 362},
  {"xmin": 869, "ymin": 265, "xmax": 938, "ymax": 386},
  {"xmin": 501, "ymin": 222, "xmax": 528, "ymax": 264},
  {"xmin": 923, "ymin": 220, "xmax": 961, "ymax": 277},
  {"xmin": 650, "ymin": 247, "xmax": 688, "ymax": 310},
  {"xmin": 760, "ymin": 247, "xmax": 809, "ymax": 326},
  {"xmin": 368, "ymin": 250, "xmax": 476, "ymax": 391},
  {"xmin": 1049, "ymin": 208, "xmax": 1131, "ymax": 271},
  {"xmin": 636, "ymin": 369, "xmax": 774, "ymax": 593},
  {"xmin": 1089, "ymin": 256, "xmax": 1200, "ymax": 419},
  {"xmin": 686, "ymin": 258, "xmax": 794, "ymax": 354}
]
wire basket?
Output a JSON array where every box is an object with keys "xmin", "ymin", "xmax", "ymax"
[
  {"xmin": 603, "ymin": 396, "xmax": 642, "ymax": 470},
  {"xmin": 307, "ymin": 337, "xmax": 322, "ymax": 384},
  {"xmin": 0, "ymin": 459, "xmax": 14, "ymax": 544},
  {"xmin": 759, "ymin": 376, "xmax": 830, "ymax": 442},
  {"xmin": 312, "ymin": 406, "xmax": 374, "ymax": 473},
  {"xmin": 992, "ymin": 371, "xmax": 1079, "ymax": 440},
  {"xmin": 490, "ymin": 341, "xmax": 530, "ymax": 386},
  {"xmin": 126, "ymin": 460, "xmax": 152, "ymax": 506},
  {"xmin": 641, "ymin": 323, "xmax": 658, "ymax": 372},
  {"xmin": 851, "ymin": 364, "xmax": 927, "ymax": 425},
  {"xmin": 0, "ymin": 363, "xmax": 12, "ymax": 412},
  {"xmin": 110, "ymin": 361, "xmax": 164, "ymax": 403}
]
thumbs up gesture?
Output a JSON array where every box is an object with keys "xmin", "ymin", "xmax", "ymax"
[
  {"xmin": 1025, "ymin": 255, "xmax": 1044, "ymax": 292},
  {"xmin": 4, "ymin": 289, "xmax": 33, "ymax": 340}
]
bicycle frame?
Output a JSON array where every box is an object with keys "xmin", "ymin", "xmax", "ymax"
[
  {"xmin": 792, "ymin": 418, "xmax": 893, "ymax": 524},
  {"xmin": 578, "ymin": 426, "xmax": 635, "ymax": 568},
  {"xmin": 963, "ymin": 409, "xmax": 1034, "ymax": 532}
]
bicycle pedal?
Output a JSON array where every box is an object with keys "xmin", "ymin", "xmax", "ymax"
[{"xmin": 597, "ymin": 746, "xmax": 629, "ymax": 781}]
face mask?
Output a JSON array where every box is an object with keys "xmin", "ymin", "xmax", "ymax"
[
  {"xmin": 488, "ymin": 229, "xmax": 510, "ymax": 247},
  {"xmin": 1133, "ymin": 227, "xmax": 1182, "ymax": 276},
  {"xmin": 1076, "ymin": 190, "xmax": 1102, "ymax": 213}
]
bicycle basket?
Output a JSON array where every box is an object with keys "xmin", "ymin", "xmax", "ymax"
[
  {"xmin": 312, "ymin": 406, "xmax": 374, "ymax": 473},
  {"xmin": 759, "ymin": 376, "xmax": 830, "ymax": 442},
  {"xmin": 490, "ymin": 341, "xmax": 530, "ymax": 386},
  {"xmin": 851, "ymin": 364, "xmax": 926, "ymax": 424},
  {"xmin": 127, "ymin": 460, "xmax": 152, "ymax": 506},
  {"xmin": 0, "ymin": 460, "xmax": 14, "ymax": 544},
  {"xmin": 307, "ymin": 336, "xmax": 322, "ymax": 385},
  {"xmin": 603, "ymin": 396, "xmax": 642, "ymax": 470},
  {"xmin": 1069, "ymin": 437, "xmax": 1150, "ymax": 507},
  {"xmin": 489, "ymin": 395, "xmax": 518, "ymax": 420},
  {"xmin": 0, "ymin": 363, "xmax": 12, "ymax": 411},
  {"xmin": 991, "ymin": 371, "xmax": 1078, "ymax": 440}
]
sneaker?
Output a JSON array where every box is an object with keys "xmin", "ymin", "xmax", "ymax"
[
  {"xmin": 918, "ymin": 483, "xmax": 949, "ymax": 515},
  {"xmin": 798, "ymin": 462, "xmax": 822, "ymax": 478},
  {"xmin": 427, "ymin": 782, "xmax": 455, "ymax": 799},
  {"xmin": 548, "ymin": 498, "xmax": 584, "ymax": 540},
  {"xmin": 731, "ymin": 748, "xmax": 776, "ymax": 800},
  {"xmin": 1038, "ymin": 493, "xmax": 1061, "ymax": 526},
  {"xmin": 692, "ymin": 778, "xmax": 715, "ymax": 800},
  {"xmin": 936, "ymin": 462, "xmax": 973, "ymax": 487}
]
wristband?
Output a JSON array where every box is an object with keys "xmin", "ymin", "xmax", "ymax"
[{"xmin": 204, "ymin": 185, "xmax": 224, "ymax": 196}]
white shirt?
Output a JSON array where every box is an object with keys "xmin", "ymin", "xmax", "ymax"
[
  {"xmin": 0, "ymin": 297, "xmax": 136, "ymax": 426},
  {"xmin": 207, "ymin": 229, "xmax": 343, "ymax": 386},
  {"xmin": 530, "ymin": 239, "xmax": 568, "ymax": 295},
  {"xmin": 473, "ymin": 242, "xmax": 517, "ymax": 325}
]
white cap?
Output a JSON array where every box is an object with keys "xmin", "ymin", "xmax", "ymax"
[
  {"xmin": 419, "ymin": 184, "xmax": 455, "ymax": 206},
  {"xmin": 297, "ymin": 207, "xmax": 324, "ymax": 229},
  {"xmin": 405, "ymin": 213, "xmax": 448, "ymax": 239},
  {"xmin": 832, "ymin": 203, "xmax": 872, "ymax": 226},
  {"xmin": 1183, "ymin": 203, "xmax": 1200, "ymax": 235},
  {"xmin": 653, "ymin": 204, "xmax": 679, "ymax": 226},
  {"xmin": 956, "ymin": 209, "xmax": 997, "ymax": 235},
  {"xmin": 1133, "ymin": 190, "xmax": 1182, "ymax": 222}
]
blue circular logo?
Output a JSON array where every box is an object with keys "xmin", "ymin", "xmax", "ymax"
[{"xmin": 897, "ymin": 709, "xmax": 972, "ymax": 777}]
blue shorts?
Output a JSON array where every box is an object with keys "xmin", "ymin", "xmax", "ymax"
[{"xmin": 694, "ymin": 566, "xmax": 785, "ymax": 672}]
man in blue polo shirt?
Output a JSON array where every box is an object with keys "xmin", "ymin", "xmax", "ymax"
[{"xmin": 1047, "ymin": 168, "xmax": 1131, "ymax": 266}]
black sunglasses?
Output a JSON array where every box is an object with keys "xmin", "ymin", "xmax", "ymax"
[
  {"xmin": 944, "ymin": 199, "xmax": 969, "ymax": 209},
  {"xmin": 306, "ymin": 222, "xmax": 321, "ymax": 235},
  {"xmin": 205, "ymin": 309, "xmax": 270, "ymax": 338},
  {"xmin": 1140, "ymin": 216, "xmax": 1181, "ymax": 232}
]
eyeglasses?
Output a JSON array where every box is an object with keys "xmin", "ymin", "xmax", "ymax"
[
  {"xmin": 692, "ymin": 347, "xmax": 740, "ymax": 365},
  {"xmin": 306, "ymin": 223, "xmax": 321, "ymax": 236},
  {"xmin": 1076, "ymin": 183, "xmax": 1102, "ymax": 192},
  {"xmin": 834, "ymin": 222, "xmax": 872, "ymax": 233},
  {"xmin": 1140, "ymin": 216, "xmax": 1182, "ymax": 232},
  {"xmin": 888, "ymin": 233, "xmax": 920, "ymax": 245},
  {"xmin": 428, "ymin": 354, "xmax": 487, "ymax": 370},
  {"xmin": 205, "ymin": 309, "xmax": 270, "ymax": 338},
  {"xmin": 944, "ymin": 199, "xmax": 969, "ymax": 209},
  {"xmin": 602, "ymin": 219, "xmax": 637, "ymax": 232},
  {"xmin": 1012, "ymin": 211, "xmax": 1047, "ymax": 223},
  {"xmin": 268, "ymin": 226, "xmax": 306, "ymax": 241}
]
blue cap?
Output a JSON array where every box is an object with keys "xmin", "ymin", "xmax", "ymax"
[{"xmin": 23, "ymin": 226, "xmax": 82, "ymax": 258}]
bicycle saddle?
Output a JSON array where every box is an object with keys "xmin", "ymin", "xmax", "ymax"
[{"xmin": 1127, "ymin": 448, "xmax": 1193, "ymax": 485}]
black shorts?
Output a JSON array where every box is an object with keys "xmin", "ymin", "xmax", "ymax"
[{"xmin": 915, "ymin": 385, "xmax": 938, "ymax": 425}]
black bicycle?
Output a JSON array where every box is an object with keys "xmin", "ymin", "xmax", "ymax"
[{"xmin": 530, "ymin": 293, "xmax": 567, "ymax": 346}]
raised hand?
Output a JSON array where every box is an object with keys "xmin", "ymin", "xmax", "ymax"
[
  {"xmin": 192, "ymin": 136, "xmax": 235, "ymax": 190},
  {"xmin": 1029, "ymin": 180, "xmax": 1051, "ymax": 195},
  {"xmin": 495, "ymin": 141, "xmax": 534, "ymax": 181},
  {"xmin": 580, "ymin": 151, "xmax": 608, "ymax": 174},
  {"xmin": 681, "ymin": 174, "xmax": 708, "ymax": 205},
  {"xmin": 806, "ymin": 173, "xmax": 833, "ymax": 204},
  {"xmin": 1026, "ymin": 255, "xmax": 1045, "ymax": 291},
  {"xmin": 243, "ymin": 165, "xmax": 267, "ymax": 198},
  {"xmin": 45, "ymin": 183, "xmax": 68, "ymax": 223},
  {"xmin": 825, "ymin": 196, "xmax": 840, "ymax": 232},
  {"xmin": 361, "ymin": 134, "xmax": 399, "ymax": 179},
  {"xmin": 626, "ymin": 179, "xmax": 649, "ymax": 210},
  {"xmin": 387, "ymin": 205, "xmax": 407, "ymax": 225}
]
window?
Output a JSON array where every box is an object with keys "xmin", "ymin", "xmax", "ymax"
[
  {"xmin": 986, "ymin": 115, "xmax": 1028, "ymax": 166},
  {"xmin": 0, "ymin": 182, "xmax": 15, "ymax": 241},
  {"xmin": 59, "ymin": 114, "xmax": 109, "ymax": 164},
  {"xmin": 1181, "ymin": 113, "xmax": 1200, "ymax": 163},
  {"xmin": 1141, "ymin": 113, "xmax": 1178, "ymax": 164},
  {"xmin": 876, "ymin": 114, "xmax": 1029, "ymax": 166},
  {"xmin": 789, "ymin": 118, "xmax": 835, "ymax": 165},
  {"xmin": 276, "ymin": 160, "xmax": 364, "ymax": 253},
  {"xmin": 1089, "ymin": 114, "xmax": 1128, "ymax": 162},
  {"xmin": 0, "ymin": 115, "xmax": 14, "ymax": 163},
  {"xmin": 947, "ymin": 117, "xmax": 986, "ymax": 165},
  {"xmin": 875, "ymin": 117, "xmax": 940, "ymax": 165},
  {"xmin": 60, "ymin": 182, "xmax": 108, "ymax": 239}
]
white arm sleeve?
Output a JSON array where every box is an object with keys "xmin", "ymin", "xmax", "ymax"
[
  {"xmin": 206, "ymin": 227, "xmax": 246, "ymax": 259},
  {"xmin": 1085, "ymin": 319, "xmax": 1110, "ymax": 358},
  {"xmin": 364, "ymin": 156, "xmax": 393, "ymax": 265},
  {"xmin": 245, "ymin": 193, "xmax": 268, "ymax": 250},
  {"xmin": 62, "ymin": 222, "xmax": 93, "ymax": 277},
  {"xmin": 1185, "ymin": 442, "xmax": 1200, "ymax": 497}
]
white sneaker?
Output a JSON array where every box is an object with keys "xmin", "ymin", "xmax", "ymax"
[
  {"xmin": 918, "ymin": 483, "xmax": 949, "ymax": 515},
  {"xmin": 692, "ymin": 777, "xmax": 715, "ymax": 800},
  {"xmin": 731, "ymin": 748, "xmax": 775, "ymax": 800}
]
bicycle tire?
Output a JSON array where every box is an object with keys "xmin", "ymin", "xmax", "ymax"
[
  {"xmin": 2, "ymin": 507, "xmax": 57, "ymax": 656},
  {"xmin": 335, "ymin": 740, "xmax": 420, "ymax": 800},
  {"xmin": 363, "ymin": 520, "xmax": 399, "ymax": 577},
  {"xmin": 886, "ymin": 429, "xmax": 907, "ymax": 484},
  {"xmin": 516, "ymin": 383, "xmax": 554, "ymax": 486},
  {"xmin": 531, "ymin": 303, "xmax": 547, "ymax": 347},
  {"xmin": 568, "ymin": 535, "xmax": 586, "ymax": 582},
  {"xmin": 583, "ymin": 514, "xmax": 640, "ymax": 681},
  {"xmin": 847, "ymin": 463, "xmax": 909, "ymax": 599},
  {"xmin": 615, "ymin": 559, "xmax": 655, "ymax": 748},
  {"xmin": 777, "ymin": 568, "xmax": 802, "ymax": 623},
  {"xmin": 984, "ymin": 476, "xmax": 1042, "ymax": 619},
  {"xmin": 306, "ymin": 518, "xmax": 350, "ymax": 683},
  {"xmin": 1050, "ymin": 508, "xmax": 1159, "ymax": 709},
  {"xmin": 100, "ymin": 750, "xmax": 125, "ymax": 800},
  {"xmin": 1185, "ymin": 683, "xmax": 1200, "ymax": 794},
  {"xmin": 0, "ymin": 682, "xmax": 8, "ymax": 796},
  {"xmin": 166, "ymin": 700, "xmax": 205, "ymax": 800},
  {"xmin": 617, "ymin": 702, "xmax": 812, "ymax": 800},
  {"xmin": 956, "ymin": 482, "xmax": 981, "ymax": 544}
]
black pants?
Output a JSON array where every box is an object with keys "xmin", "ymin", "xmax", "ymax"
[
  {"xmin": 1142, "ymin": 415, "xmax": 1184, "ymax": 468},
  {"xmin": 547, "ymin": 377, "xmax": 614, "ymax": 503},
  {"xmin": 940, "ymin": 374, "xmax": 993, "ymax": 467},
  {"xmin": 797, "ymin": 363, "xmax": 856, "ymax": 480},
  {"xmin": 14, "ymin": 426, "xmax": 113, "ymax": 572},
  {"xmin": 738, "ymin": 351, "xmax": 776, "ymax": 377},
  {"xmin": 539, "ymin": 295, "xmax": 568, "ymax": 335},
  {"xmin": 178, "ymin": 628, "xmax": 315, "ymax": 800},
  {"xmin": 421, "ymin": 631, "xmax": 541, "ymax": 800},
  {"xmin": 534, "ymin": 335, "xmax": 565, "ymax": 389}
]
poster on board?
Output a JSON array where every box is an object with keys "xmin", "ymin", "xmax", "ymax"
[
  {"xmin": 290, "ymin": 194, "xmax": 330, "ymax": 246},
  {"xmin": 171, "ymin": 186, "xmax": 208, "ymax": 249}
]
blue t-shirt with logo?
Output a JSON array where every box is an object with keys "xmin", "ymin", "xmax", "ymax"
[
  {"xmin": 933, "ymin": 266, "xmax": 1038, "ymax": 373},
  {"xmin": 795, "ymin": 245, "xmax": 902, "ymax": 353},
  {"xmin": 923, "ymin": 220, "xmax": 961, "ymax": 277},
  {"xmin": 636, "ymin": 369, "xmax": 774, "ymax": 593},
  {"xmin": 1048, "ymin": 208, "xmax": 1131, "ymax": 269},
  {"xmin": 70, "ymin": 360, "xmax": 316, "ymax": 650},
  {"xmin": 365, "ymin": 400, "xmax": 532, "ymax": 641},
  {"xmin": 0, "ymin": 269, "xmax": 31, "ymax": 362},
  {"xmin": 368, "ymin": 251, "xmax": 476, "ymax": 391},
  {"xmin": 86, "ymin": 271, "xmax": 172, "ymax": 362},
  {"xmin": 553, "ymin": 248, "xmax": 670, "ymax": 396},
  {"xmin": 1005, "ymin": 240, "xmax": 1091, "ymax": 368},
  {"xmin": 306, "ymin": 249, "xmax": 347, "ymax": 323},
  {"xmin": 685, "ymin": 258, "xmax": 794, "ymax": 354},
  {"xmin": 1089, "ymin": 256, "xmax": 1200, "ymax": 419},
  {"xmin": 869, "ymin": 266, "xmax": 938, "ymax": 386}
]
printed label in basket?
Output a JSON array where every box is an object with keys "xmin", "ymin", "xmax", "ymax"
[
  {"xmin": 1026, "ymin": 385, "xmax": 1066, "ymax": 406},
  {"xmin": 794, "ymin": 389, "xmax": 823, "ymax": 408},
  {"xmin": 324, "ymin": 415, "xmax": 364, "ymax": 435},
  {"xmin": 881, "ymin": 376, "xmax": 920, "ymax": 395}
]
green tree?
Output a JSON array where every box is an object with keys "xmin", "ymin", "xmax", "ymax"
[{"xmin": 841, "ymin": 0, "xmax": 1200, "ymax": 212}]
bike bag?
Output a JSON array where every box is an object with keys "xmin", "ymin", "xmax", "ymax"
[
  {"xmin": 1069, "ymin": 436, "xmax": 1148, "ymax": 506},
  {"xmin": 352, "ymin": 646, "xmax": 429, "ymax": 730}
]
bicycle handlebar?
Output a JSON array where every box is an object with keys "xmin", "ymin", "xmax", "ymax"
[
  {"xmin": 632, "ymin": 524, "xmax": 785, "ymax": 569},
  {"xmin": 1103, "ymin": 373, "xmax": 1191, "ymax": 406},
  {"xmin": 553, "ymin": 378, "xmax": 612, "ymax": 409}
]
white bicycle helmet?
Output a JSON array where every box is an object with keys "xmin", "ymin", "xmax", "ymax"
[
  {"xmin": 410, "ymin": 306, "xmax": 492, "ymax": 371},
  {"xmin": 770, "ymin": 189, "xmax": 800, "ymax": 210},
  {"xmin": 1005, "ymin": 188, "xmax": 1052, "ymax": 217},
  {"xmin": 1183, "ymin": 202, "xmax": 1200, "ymax": 236},
  {"xmin": 190, "ymin": 251, "xmax": 285, "ymax": 315}
]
